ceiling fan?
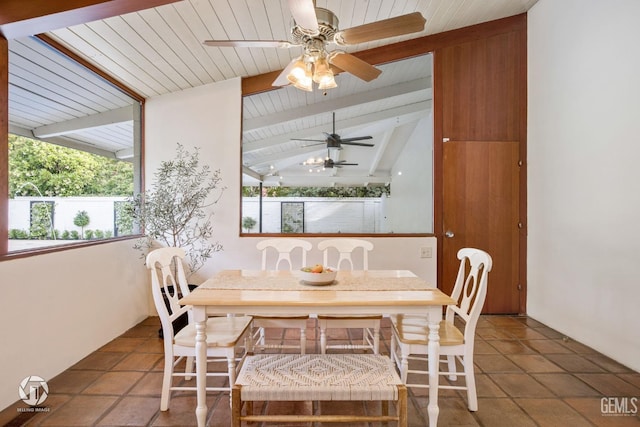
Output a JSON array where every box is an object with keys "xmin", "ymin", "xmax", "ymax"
[
  {"xmin": 302, "ymin": 149, "xmax": 358, "ymax": 169},
  {"xmin": 203, "ymin": 0, "xmax": 426, "ymax": 90},
  {"xmin": 295, "ymin": 112, "xmax": 374, "ymax": 149}
]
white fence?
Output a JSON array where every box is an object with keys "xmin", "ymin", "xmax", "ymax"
[
  {"xmin": 242, "ymin": 197, "xmax": 385, "ymax": 233},
  {"xmin": 9, "ymin": 196, "xmax": 128, "ymax": 235}
]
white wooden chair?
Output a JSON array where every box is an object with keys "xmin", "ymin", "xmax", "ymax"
[
  {"xmin": 232, "ymin": 354, "xmax": 407, "ymax": 426},
  {"xmin": 389, "ymin": 247, "xmax": 492, "ymax": 411},
  {"xmin": 146, "ymin": 247, "xmax": 253, "ymax": 410},
  {"xmin": 316, "ymin": 238, "xmax": 381, "ymax": 354},
  {"xmin": 252, "ymin": 238, "xmax": 313, "ymax": 354}
]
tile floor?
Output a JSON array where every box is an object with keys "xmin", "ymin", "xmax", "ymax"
[{"xmin": 1, "ymin": 315, "xmax": 639, "ymax": 426}]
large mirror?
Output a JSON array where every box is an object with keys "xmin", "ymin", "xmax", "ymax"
[{"xmin": 241, "ymin": 54, "xmax": 433, "ymax": 235}]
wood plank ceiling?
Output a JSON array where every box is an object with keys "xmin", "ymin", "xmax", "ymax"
[{"xmin": 7, "ymin": 0, "xmax": 538, "ymax": 186}]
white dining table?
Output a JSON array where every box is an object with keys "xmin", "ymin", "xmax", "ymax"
[{"xmin": 179, "ymin": 269, "xmax": 456, "ymax": 427}]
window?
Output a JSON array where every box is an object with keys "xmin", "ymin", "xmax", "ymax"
[
  {"xmin": 241, "ymin": 54, "xmax": 433, "ymax": 235},
  {"xmin": 4, "ymin": 36, "xmax": 142, "ymax": 255}
]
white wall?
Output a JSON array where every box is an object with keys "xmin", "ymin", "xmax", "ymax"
[
  {"xmin": 528, "ymin": 0, "xmax": 640, "ymax": 371},
  {"xmin": 0, "ymin": 241, "xmax": 148, "ymax": 410},
  {"xmin": 386, "ymin": 115, "xmax": 434, "ymax": 233}
]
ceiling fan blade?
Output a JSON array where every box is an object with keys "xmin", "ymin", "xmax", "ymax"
[
  {"xmin": 334, "ymin": 12, "xmax": 426, "ymax": 45},
  {"xmin": 288, "ymin": 0, "xmax": 319, "ymax": 35},
  {"xmin": 293, "ymin": 139, "xmax": 326, "ymax": 143},
  {"xmin": 335, "ymin": 161, "xmax": 358, "ymax": 166},
  {"xmin": 272, "ymin": 57, "xmax": 300, "ymax": 87},
  {"xmin": 203, "ymin": 40, "xmax": 293, "ymax": 48},
  {"xmin": 341, "ymin": 141, "xmax": 375, "ymax": 147},
  {"xmin": 329, "ymin": 52, "xmax": 381, "ymax": 82},
  {"xmin": 340, "ymin": 136, "xmax": 373, "ymax": 143}
]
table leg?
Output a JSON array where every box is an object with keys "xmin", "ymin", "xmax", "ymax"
[
  {"xmin": 193, "ymin": 306, "xmax": 207, "ymax": 427},
  {"xmin": 427, "ymin": 307, "xmax": 441, "ymax": 426}
]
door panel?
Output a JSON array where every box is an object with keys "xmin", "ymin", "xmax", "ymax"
[{"xmin": 442, "ymin": 140, "xmax": 520, "ymax": 313}]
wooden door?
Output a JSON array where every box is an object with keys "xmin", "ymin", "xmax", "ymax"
[{"xmin": 442, "ymin": 140, "xmax": 520, "ymax": 313}]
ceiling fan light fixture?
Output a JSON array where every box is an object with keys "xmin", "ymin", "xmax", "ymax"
[
  {"xmin": 317, "ymin": 73, "xmax": 337, "ymax": 90},
  {"xmin": 287, "ymin": 58, "xmax": 313, "ymax": 91}
]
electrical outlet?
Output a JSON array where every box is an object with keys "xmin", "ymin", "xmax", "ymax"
[{"xmin": 420, "ymin": 247, "xmax": 433, "ymax": 258}]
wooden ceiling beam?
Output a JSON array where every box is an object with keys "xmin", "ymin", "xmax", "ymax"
[{"xmin": 0, "ymin": 0, "xmax": 182, "ymax": 39}]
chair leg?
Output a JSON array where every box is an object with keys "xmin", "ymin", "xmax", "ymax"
[
  {"xmin": 447, "ymin": 355, "xmax": 457, "ymax": 381},
  {"xmin": 320, "ymin": 324, "xmax": 327, "ymax": 354},
  {"xmin": 184, "ymin": 355, "xmax": 194, "ymax": 381},
  {"xmin": 300, "ymin": 326, "xmax": 306, "ymax": 355},
  {"xmin": 231, "ymin": 385, "xmax": 241, "ymax": 427},
  {"xmin": 399, "ymin": 347, "xmax": 409, "ymax": 383},
  {"xmin": 464, "ymin": 353, "xmax": 478, "ymax": 411},
  {"xmin": 160, "ymin": 354, "xmax": 174, "ymax": 411},
  {"xmin": 227, "ymin": 350, "xmax": 237, "ymax": 386},
  {"xmin": 373, "ymin": 327, "xmax": 380, "ymax": 354}
]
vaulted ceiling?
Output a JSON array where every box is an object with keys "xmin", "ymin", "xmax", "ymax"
[{"xmin": 6, "ymin": 0, "xmax": 538, "ymax": 186}]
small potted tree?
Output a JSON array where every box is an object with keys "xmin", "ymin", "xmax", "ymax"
[{"xmin": 130, "ymin": 143, "xmax": 225, "ymax": 275}]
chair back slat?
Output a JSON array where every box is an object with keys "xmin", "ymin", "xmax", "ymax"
[
  {"xmin": 147, "ymin": 247, "xmax": 192, "ymax": 338},
  {"xmin": 446, "ymin": 248, "xmax": 492, "ymax": 340},
  {"xmin": 257, "ymin": 238, "xmax": 312, "ymax": 270},
  {"xmin": 317, "ymin": 238, "xmax": 373, "ymax": 270}
]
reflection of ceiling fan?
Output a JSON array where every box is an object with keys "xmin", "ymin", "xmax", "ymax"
[
  {"xmin": 203, "ymin": 0, "xmax": 426, "ymax": 90},
  {"xmin": 302, "ymin": 149, "xmax": 358, "ymax": 169},
  {"xmin": 295, "ymin": 112, "xmax": 374, "ymax": 149}
]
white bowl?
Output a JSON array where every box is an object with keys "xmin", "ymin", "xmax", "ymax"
[{"xmin": 298, "ymin": 268, "xmax": 337, "ymax": 286}]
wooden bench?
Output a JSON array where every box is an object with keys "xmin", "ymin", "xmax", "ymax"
[{"xmin": 231, "ymin": 353, "xmax": 407, "ymax": 426}]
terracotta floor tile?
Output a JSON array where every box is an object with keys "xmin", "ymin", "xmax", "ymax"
[
  {"xmin": 474, "ymin": 373, "xmax": 507, "ymax": 398},
  {"xmin": 532, "ymin": 373, "xmax": 601, "ymax": 397},
  {"xmin": 515, "ymin": 398, "xmax": 592, "ymax": 426},
  {"xmin": 83, "ymin": 371, "xmax": 144, "ymax": 395},
  {"xmin": 128, "ymin": 372, "xmax": 164, "ymax": 396},
  {"xmin": 112, "ymin": 353, "xmax": 163, "ymax": 371},
  {"xmin": 432, "ymin": 397, "xmax": 481, "ymax": 426},
  {"xmin": 506, "ymin": 354, "xmax": 564, "ymax": 373},
  {"xmin": 483, "ymin": 316, "xmax": 526, "ymax": 328},
  {"xmin": 134, "ymin": 337, "xmax": 165, "ymax": 354},
  {"xmin": 473, "ymin": 398, "xmax": 538, "ymax": 427},
  {"xmin": 46, "ymin": 370, "xmax": 102, "ymax": 394},
  {"xmin": 476, "ymin": 327, "xmax": 515, "ymax": 340},
  {"xmin": 488, "ymin": 373, "xmax": 555, "ymax": 398},
  {"xmin": 560, "ymin": 339, "xmax": 599, "ymax": 354},
  {"xmin": 488, "ymin": 339, "xmax": 536, "ymax": 354},
  {"xmin": 521, "ymin": 338, "xmax": 575, "ymax": 354},
  {"xmin": 97, "ymin": 396, "xmax": 159, "ymax": 426},
  {"xmin": 474, "ymin": 354, "xmax": 523, "ymax": 373},
  {"xmin": 547, "ymin": 354, "xmax": 607, "ymax": 373},
  {"xmin": 565, "ymin": 397, "xmax": 640, "ymax": 427},
  {"xmin": 575, "ymin": 373, "xmax": 640, "ymax": 396},
  {"xmin": 532, "ymin": 326, "xmax": 566, "ymax": 339},
  {"xmin": 474, "ymin": 339, "xmax": 500, "ymax": 354},
  {"xmin": 39, "ymin": 396, "xmax": 118, "ymax": 426},
  {"xmin": 70, "ymin": 351, "xmax": 126, "ymax": 371},
  {"xmin": 502, "ymin": 327, "xmax": 548, "ymax": 340},
  {"xmin": 99, "ymin": 337, "xmax": 148, "ymax": 353},
  {"xmin": 617, "ymin": 373, "xmax": 640, "ymax": 388},
  {"xmin": 585, "ymin": 353, "xmax": 635, "ymax": 373}
]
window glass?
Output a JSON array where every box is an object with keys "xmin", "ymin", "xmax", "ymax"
[
  {"xmin": 8, "ymin": 135, "xmax": 136, "ymax": 250},
  {"xmin": 6, "ymin": 36, "xmax": 141, "ymax": 253},
  {"xmin": 241, "ymin": 54, "xmax": 433, "ymax": 234}
]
